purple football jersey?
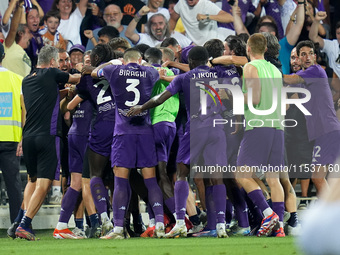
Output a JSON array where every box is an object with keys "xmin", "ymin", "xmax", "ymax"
[
  {"xmin": 101, "ymin": 63, "xmax": 159, "ymax": 135},
  {"xmin": 180, "ymin": 45, "xmax": 194, "ymax": 64},
  {"xmin": 76, "ymin": 75, "xmax": 115, "ymax": 124},
  {"xmin": 166, "ymin": 65, "xmax": 225, "ymax": 131},
  {"xmin": 68, "ymin": 99, "xmax": 95, "ymax": 136},
  {"xmin": 296, "ymin": 65, "xmax": 340, "ymax": 141}
]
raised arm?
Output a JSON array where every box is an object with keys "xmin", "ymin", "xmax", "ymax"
[
  {"xmin": 77, "ymin": 0, "xmax": 88, "ymax": 17},
  {"xmin": 31, "ymin": 0, "xmax": 44, "ymax": 18},
  {"xmin": 3, "ymin": 0, "xmax": 19, "ymax": 25},
  {"xmin": 309, "ymin": 11, "xmax": 326, "ymax": 49},
  {"xmin": 231, "ymin": 0, "xmax": 249, "ymax": 35},
  {"xmin": 286, "ymin": 1, "xmax": 305, "ymax": 46},
  {"xmin": 125, "ymin": 6, "xmax": 150, "ymax": 45},
  {"xmin": 5, "ymin": 2, "xmax": 23, "ymax": 48}
]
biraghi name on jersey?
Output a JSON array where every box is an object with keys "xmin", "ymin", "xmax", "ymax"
[
  {"xmin": 192, "ymin": 72, "xmax": 218, "ymax": 79},
  {"xmin": 119, "ymin": 69, "xmax": 147, "ymax": 77}
]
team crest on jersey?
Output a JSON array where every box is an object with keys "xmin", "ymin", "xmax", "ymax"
[{"xmin": 23, "ymin": 54, "xmax": 32, "ymax": 68}]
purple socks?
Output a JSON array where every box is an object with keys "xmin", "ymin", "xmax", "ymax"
[
  {"xmin": 205, "ymin": 186, "xmax": 216, "ymax": 230},
  {"xmin": 165, "ymin": 197, "xmax": 176, "ymax": 214},
  {"xmin": 59, "ymin": 187, "xmax": 80, "ymax": 223},
  {"xmin": 90, "ymin": 177, "xmax": 108, "ymax": 215},
  {"xmin": 112, "ymin": 176, "xmax": 131, "ymax": 227},
  {"xmin": 174, "ymin": 180, "xmax": 189, "ymax": 220},
  {"xmin": 247, "ymin": 189, "xmax": 271, "ymax": 216},
  {"xmin": 144, "ymin": 177, "xmax": 164, "ymax": 224},
  {"xmin": 232, "ymin": 187, "xmax": 249, "ymax": 228},
  {"xmin": 213, "ymin": 184, "xmax": 226, "ymax": 224},
  {"xmin": 272, "ymin": 202, "xmax": 285, "ymax": 222}
]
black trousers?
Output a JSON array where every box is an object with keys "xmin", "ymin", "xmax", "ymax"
[{"xmin": 0, "ymin": 142, "xmax": 23, "ymax": 223}]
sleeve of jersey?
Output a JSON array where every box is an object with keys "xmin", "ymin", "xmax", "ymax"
[
  {"xmin": 149, "ymin": 67, "xmax": 160, "ymax": 85},
  {"xmin": 174, "ymin": 1, "xmax": 181, "ymax": 14},
  {"xmin": 322, "ymin": 39, "xmax": 333, "ymax": 56},
  {"xmin": 166, "ymin": 75, "xmax": 183, "ymax": 95},
  {"xmin": 297, "ymin": 65, "xmax": 322, "ymax": 81},
  {"xmin": 55, "ymin": 68, "xmax": 71, "ymax": 84},
  {"xmin": 102, "ymin": 65, "xmax": 116, "ymax": 80}
]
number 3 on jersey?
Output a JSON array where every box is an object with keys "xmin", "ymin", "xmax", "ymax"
[{"xmin": 125, "ymin": 79, "xmax": 140, "ymax": 106}]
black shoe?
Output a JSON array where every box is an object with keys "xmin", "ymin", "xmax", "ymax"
[
  {"xmin": 7, "ymin": 222, "xmax": 19, "ymax": 239},
  {"xmin": 133, "ymin": 214, "xmax": 146, "ymax": 236},
  {"xmin": 87, "ymin": 222, "xmax": 101, "ymax": 238},
  {"xmin": 125, "ymin": 219, "xmax": 138, "ymax": 237}
]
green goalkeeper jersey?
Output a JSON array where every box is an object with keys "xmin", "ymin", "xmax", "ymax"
[{"xmin": 150, "ymin": 66, "xmax": 179, "ymax": 125}]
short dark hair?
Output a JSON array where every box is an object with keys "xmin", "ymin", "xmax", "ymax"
[
  {"xmin": 91, "ymin": 44, "xmax": 115, "ymax": 67},
  {"xmin": 108, "ymin": 37, "xmax": 131, "ymax": 51},
  {"xmin": 44, "ymin": 10, "xmax": 61, "ymax": 23},
  {"xmin": 225, "ymin": 35, "xmax": 247, "ymax": 57},
  {"xmin": 98, "ymin": 26, "xmax": 120, "ymax": 40},
  {"xmin": 188, "ymin": 46, "xmax": 209, "ymax": 69},
  {"xmin": 51, "ymin": 0, "xmax": 76, "ymax": 14},
  {"xmin": 258, "ymin": 22, "xmax": 278, "ymax": 38},
  {"xmin": 26, "ymin": 5, "xmax": 39, "ymax": 22},
  {"xmin": 160, "ymin": 37, "xmax": 179, "ymax": 47},
  {"xmin": 296, "ymin": 40, "xmax": 315, "ymax": 56},
  {"xmin": 144, "ymin": 47, "xmax": 163, "ymax": 64},
  {"xmin": 133, "ymin": 44, "xmax": 150, "ymax": 60},
  {"xmin": 203, "ymin": 39, "xmax": 224, "ymax": 58}
]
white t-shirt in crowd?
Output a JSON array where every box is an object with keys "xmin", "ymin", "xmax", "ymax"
[
  {"xmin": 174, "ymin": 0, "xmax": 224, "ymax": 46},
  {"xmin": 323, "ymin": 39, "xmax": 340, "ymax": 78},
  {"xmin": 58, "ymin": 7, "xmax": 84, "ymax": 50}
]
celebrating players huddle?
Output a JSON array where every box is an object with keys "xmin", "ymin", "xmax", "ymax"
[{"xmin": 8, "ymin": 33, "xmax": 340, "ymax": 244}]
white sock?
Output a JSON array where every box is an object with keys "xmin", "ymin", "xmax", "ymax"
[
  {"xmin": 52, "ymin": 186, "xmax": 61, "ymax": 196},
  {"xmin": 176, "ymin": 219, "xmax": 185, "ymax": 226},
  {"xmin": 149, "ymin": 218, "xmax": 155, "ymax": 228},
  {"xmin": 279, "ymin": 221, "xmax": 283, "ymax": 228},
  {"xmin": 100, "ymin": 212, "xmax": 109, "ymax": 222},
  {"xmin": 156, "ymin": 222, "xmax": 164, "ymax": 230},
  {"xmin": 56, "ymin": 222, "xmax": 68, "ymax": 230},
  {"xmin": 263, "ymin": 207, "xmax": 274, "ymax": 218},
  {"xmin": 114, "ymin": 226, "xmax": 123, "ymax": 234}
]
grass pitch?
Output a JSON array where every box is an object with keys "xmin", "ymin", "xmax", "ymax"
[{"xmin": 0, "ymin": 229, "xmax": 302, "ymax": 255}]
